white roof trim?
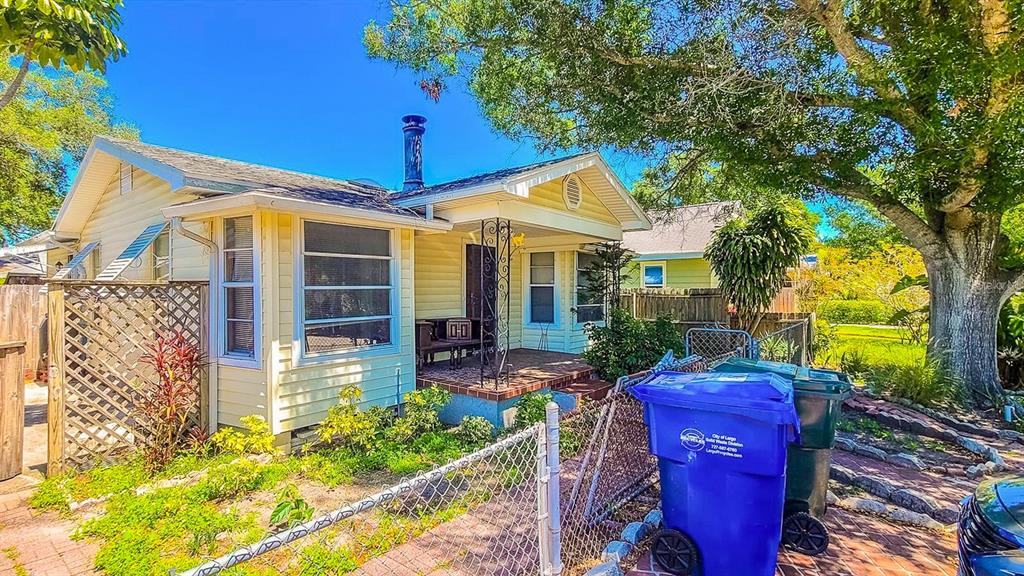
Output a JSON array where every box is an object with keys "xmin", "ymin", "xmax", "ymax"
[
  {"xmin": 393, "ymin": 152, "xmax": 651, "ymax": 231},
  {"xmin": 634, "ymin": 251, "xmax": 705, "ymax": 261},
  {"xmin": 162, "ymin": 192, "xmax": 454, "ymax": 231},
  {"xmin": 53, "ymin": 138, "xmax": 189, "ymax": 236}
]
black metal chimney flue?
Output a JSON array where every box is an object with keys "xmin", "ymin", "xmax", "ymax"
[{"xmin": 402, "ymin": 114, "xmax": 426, "ymax": 191}]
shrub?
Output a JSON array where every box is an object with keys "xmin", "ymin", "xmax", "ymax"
[
  {"xmin": 454, "ymin": 416, "xmax": 494, "ymax": 446},
  {"xmin": 812, "ymin": 319, "xmax": 836, "ymax": 356},
  {"xmin": 513, "ymin": 392, "xmax": 553, "ymax": 430},
  {"xmin": 866, "ymin": 359, "xmax": 964, "ymax": 408},
  {"xmin": 838, "ymin": 349, "xmax": 872, "ymax": 376},
  {"xmin": 758, "ymin": 335, "xmax": 795, "ymax": 363},
  {"xmin": 136, "ymin": 331, "xmax": 204, "ymax": 470},
  {"xmin": 388, "ymin": 386, "xmax": 451, "ymax": 443},
  {"xmin": 817, "ymin": 300, "xmax": 894, "ymax": 325},
  {"xmin": 583, "ymin": 307, "xmax": 685, "ymax": 380},
  {"xmin": 317, "ymin": 386, "xmax": 391, "ymax": 451},
  {"xmin": 270, "ymin": 484, "xmax": 314, "ymax": 529},
  {"xmin": 210, "ymin": 414, "xmax": 277, "ymax": 455}
]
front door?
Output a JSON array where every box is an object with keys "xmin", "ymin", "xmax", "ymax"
[{"xmin": 465, "ymin": 244, "xmax": 496, "ymax": 321}]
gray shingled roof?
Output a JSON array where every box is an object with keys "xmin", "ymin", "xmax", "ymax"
[
  {"xmin": 391, "ymin": 152, "xmax": 592, "ymax": 201},
  {"xmin": 102, "ymin": 137, "xmax": 417, "ymax": 216},
  {"xmin": 622, "ymin": 201, "xmax": 741, "ymax": 256}
]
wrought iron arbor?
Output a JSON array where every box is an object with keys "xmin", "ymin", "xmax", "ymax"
[{"xmin": 479, "ymin": 217, "xmax": 514, "ymax": 388}]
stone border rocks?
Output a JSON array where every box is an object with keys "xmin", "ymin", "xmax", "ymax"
[
  {"xmin": 585, "ymin": 508, "xmax": 663, "ymax": 576},
  {"xmin": 830, "ymin": 490, "xmax": 947, "ymax": 531},
  {"xmin": 833, "ymin": 436, "xmax": 927, "ymax": 471},
  {"xmin": 843, "ymin": 393, "xmax": 1007, "ymax": 479},
  {"xmin": 830, "ymin": 464, "xmax": 959, "ymax": 525}
]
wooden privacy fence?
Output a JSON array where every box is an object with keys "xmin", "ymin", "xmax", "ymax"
[
  {"xmin": 47, "ymin": 280, "xmax": 208, "ymax": 474},
  {"xmin": 0, "ymin": 285, "xmax": 47, "ymax": 380},
  {"xmin": 623, "ymin": 288, "xmax": 729, "ymax": 328}
]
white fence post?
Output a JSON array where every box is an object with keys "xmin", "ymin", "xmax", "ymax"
[
  {"xmin": 545, "ymin": 402, "xmax": 563, "ymax": 576},
  {"xmin": 536, "ymin": 420, "xmax": 551, "ymax": 575}
]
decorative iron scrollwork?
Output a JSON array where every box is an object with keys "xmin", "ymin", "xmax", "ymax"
[{"xmin": 479, "ymin": 217, "xmax": 513, "ymax": 388}]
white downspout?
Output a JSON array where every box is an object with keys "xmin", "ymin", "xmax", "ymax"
[{"xmin": 171, "ymin": 217, "xmax": 220, "ymax": 432}]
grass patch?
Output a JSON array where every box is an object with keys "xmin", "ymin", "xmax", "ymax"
[{"xmin": 820, "ymin": 324, "xmax": 926, "ymax": 368}]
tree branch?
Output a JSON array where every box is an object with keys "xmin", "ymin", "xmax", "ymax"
[
  {"xmin": 795, "ymin": 0, "xmax": 930, "ymax": 138},
  {"xmin": 0, "ymin": 40, "xmax": 35, "ymax": 112}
]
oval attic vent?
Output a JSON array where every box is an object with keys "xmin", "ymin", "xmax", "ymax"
[{"xmin": 563, "ymin": 175, "xmax": 582, "ymax": 210}]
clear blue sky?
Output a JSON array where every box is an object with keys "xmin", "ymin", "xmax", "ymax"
[
  {"xmin": 105, "ymin": 1, "xmax": 648, "ymax": 191},
  {"xmin": 105, "ymin": 1, "xmax": 832, "ymax": 236}
]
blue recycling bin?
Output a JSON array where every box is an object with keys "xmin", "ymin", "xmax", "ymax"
[{"xmin": 630, "ymin": 372, "xmax": 801, "ymax": 576}]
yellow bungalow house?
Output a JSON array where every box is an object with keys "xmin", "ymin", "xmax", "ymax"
[
  {"xmin": 35, "ymin": 115, "xmax": 651, "ymax": 439},
  {"xmin": 621, "ymin": 201, "xmax": 740, "ymax": 290}
]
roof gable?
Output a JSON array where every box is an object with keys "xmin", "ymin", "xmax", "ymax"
[{"xmin": 393, "ymin": 152, "xmax": 651, "ymax": 231}]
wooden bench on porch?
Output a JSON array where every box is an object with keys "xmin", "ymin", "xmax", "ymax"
[{"xmin": 415, "ymin": 318, "xmax": 485, "ymax": 368}]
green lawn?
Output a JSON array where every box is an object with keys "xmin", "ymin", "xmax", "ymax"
[{"xmin": 820, "ymin": 323, "xmax": 926, "ymax": 367}]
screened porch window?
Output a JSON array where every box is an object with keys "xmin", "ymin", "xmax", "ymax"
[
  {"xmin": 529, "ymin": 252, "xmax": 555, "ymax": 324},
  {"xmin": 302, "ymin": 221, "xmax": 393, "ymax": 355},
  {"xmin": 576, "ymin": 252, "xmax": 605, "ymax": 323},
  {"xmin": 223, "ymin": 216, "xmax": 255, "ymax": 357},
  {"xmin": 152, "ymin": 229, "xmax": 170, "ymax": 281}
]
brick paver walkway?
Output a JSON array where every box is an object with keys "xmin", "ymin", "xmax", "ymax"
[
  {"xmin": 628, "ymin": 508, "xmax": 958, "ymax": 576},
  {"xmin": 0, "ymin": 487, "xmax": 98, "ymax": 576}
]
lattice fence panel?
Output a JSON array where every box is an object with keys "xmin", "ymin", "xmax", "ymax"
[{"xmin": 52, "ymin": 281, "xmax": 208, "ymax": 471}]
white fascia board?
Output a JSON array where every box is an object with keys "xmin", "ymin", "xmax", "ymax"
[
  {"xmin": 92, "ymin": 138, "xmax": 187, "ymax": 189},
  {"xmin": 54, "ymin": 138, "xmax": 188, "ymax": 235},
  {"xmin": 591, "ymin": 155, "xmax": 652, "ymax": 231},
  {"xmin": 437, "ymin": 201, "xmax": 623, "ymax": 241},
  {"xmin": 633, "ymin": 251, "xmax": 704, "ymax": 261},
  {"xmin": 505, "ymin": 153, "xmax": 600, "ymax": 196},
  {"xmin": 162, "ymin": 192, "xmax": 453, "ymax": 232}
]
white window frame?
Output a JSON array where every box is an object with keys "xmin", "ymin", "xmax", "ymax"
[
  {"xmin": 525, "ymin": 250, "xmax": 558, "ymax": 327},
  {"xmin": 642, "ymin": 262, "xmax": 666, "ymax": 288},
  {"xmin": 297, "ymin": 218, "xmax": 399, "ymax": 362},
  {"xmin": 218, "ymin": 214, "xmax": 261, "ymax": 368},
  {"xmin": 574, "ymin": 251, "xmax": 606, "ymax": 327}
]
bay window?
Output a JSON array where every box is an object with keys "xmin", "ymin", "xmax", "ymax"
[
  {"xmin": 576, "ymin": 252, "xmax": 605, "ymax": 323},
  {"xmin": 529, "ymin": 252, "xmax": 555, "ymax": 324},
  {"xmin": 223, "ymin": 216, "xmax": 255, "ymax": 358},
  {"xmin": 302, "ymin": 221, "xmax": 393, "ymax": 355}
]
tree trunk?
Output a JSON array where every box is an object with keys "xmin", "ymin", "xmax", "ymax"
[{"xmin": 923, "ymin": 214, "xmax": 1020, "ymax": 405}]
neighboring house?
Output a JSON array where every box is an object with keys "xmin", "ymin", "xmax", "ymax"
[
  {"xmin": 36, "ymin": 115, "xmax": 651, "ymax": 438},
  {"xmin": 621, "ymin": 201, "xmax": 740, "ymax": 290}
]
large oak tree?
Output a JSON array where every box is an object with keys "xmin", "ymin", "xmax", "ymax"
[{"xmin": 366, "ymin": 0, "xmax": 1024, "ymax": 403}]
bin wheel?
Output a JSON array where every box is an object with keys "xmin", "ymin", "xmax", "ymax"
[
  {"xmin": 782, "ymin": 512, "xmax": 830, "ymax": 556},
  {"xmin": 651, "ymin": 528, "xmax": 700, "ymax": 575}
]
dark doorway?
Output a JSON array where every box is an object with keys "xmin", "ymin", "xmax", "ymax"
[{"xmin": 465, "ymin": 244, "xmax": 496, "ymax": 320}]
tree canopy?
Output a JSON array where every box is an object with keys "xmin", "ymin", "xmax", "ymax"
[
  {"xmin": 0, "ymin": 58, "xmax": 136, "ymax": 245},
  {"xmin": 0, "ymin": 0, "xmax": 127, "ymax": 109},
  {"xmin": 367, "ymin": 0, "xmax": 1024, "ymax": 399}
]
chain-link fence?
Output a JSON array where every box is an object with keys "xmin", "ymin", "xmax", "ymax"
[
  {"xmin": 684, "ymin": 320, "xmax": 812, "ymax": 367},
  {"xmin": 684, "ymin": 327, "xmax": 755, "ymax": 365},
  {"xmin": 180, "ymin": 425, "xmax": 550, "ymax": 576},
  {"xmin": 179, "ymin": 359, "xmax": 718, "ymax": 576},
  {"xmin": 754, "ymin": 319, "xmax": 811, "ymax": 365}
]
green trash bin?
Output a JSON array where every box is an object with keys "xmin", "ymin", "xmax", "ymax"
[{"xmin": 714, "ymin": 357, "xmax": 852, "ymax": 556}]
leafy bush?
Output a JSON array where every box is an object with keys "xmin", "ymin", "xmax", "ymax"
[
  {"xmin": 583, "ymin": 307, "xmax": 684, "ymax": 380},
  {"xmin": 838, "ymin": 349, "xmax": 872, "ymax": 376},
  {"xmin": 454, "ymin": 416, "xmax": 494, "ymax": 446},
  {"xmin": 317, "ymin": 386, "xmax": 392, "ymax": 451},
  {"xmin": 865, "ymin": 359, "xmax": 964, "ymax": 408},
  {"xmin": 758, "ymin": 335, "xmax": 795, "ymax": 363},
  {"xmin": 513, "ymin": 392, "xmax": 553, "ymax": 430},
  {"xmin": 136, "ymin": 331, "xmax": 204, "ymax": 470},
  {"xmin": 813, "ymin": 319, "xmax": 836, "ymax": 356},
  {"xmin": 388, "ymin": 386, "xmax": 451, "ymax": 443},
  {"xmin": 210, "ymin": 415, "xmax": 277, "ymax": 455},
  {"xmin": 817, "ymin": 300, "xmax": 894, "ymax": 325}
]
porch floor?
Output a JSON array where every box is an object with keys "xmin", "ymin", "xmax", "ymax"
[{"xmin": 416, "ymin": 349, "xmax": 596, "ymax": 401}]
